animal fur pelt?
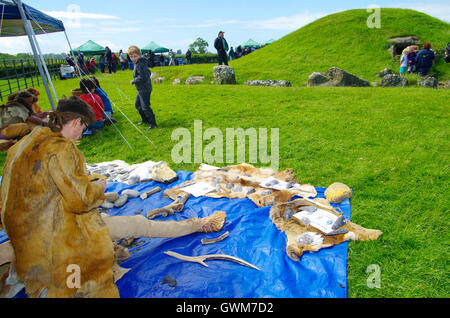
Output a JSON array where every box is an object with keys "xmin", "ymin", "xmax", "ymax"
[
  {"xmin": 165, "ymin": 163, "xmax": 317, "ymax": 207},
  {"xmin": 270, "ymin": 198, "xmax": 382, "ymax": 261},
  {"xmin": 0, "ymin": 126, "xmax": 118, "ymax": 298}
]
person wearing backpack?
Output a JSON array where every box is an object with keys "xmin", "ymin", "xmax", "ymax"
[{"xmin": 415, "ymin": 42, "xmax": 435, "ymax": 76}]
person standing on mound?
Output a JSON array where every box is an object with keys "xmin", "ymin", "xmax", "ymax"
[{"xmin": 128, "ymin": 45, "xmax": 157, "ymax": 131}]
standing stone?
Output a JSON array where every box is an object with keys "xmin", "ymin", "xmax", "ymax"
[
  {"xmin": 324, "ymin": 67, "xmax": 371, "ymax": 87},
  {"xmin": 307, "ymin": 72, "xmax": 331, "ymax": 87},
  {"xmin": 213, "ymin": 65, "xmax": 236, "ymax": 85},
  {"xmin": 418, "ymin": 76, "xmax": 438, "ymax": 88},
  {"xmin": 380, "ymin": 74, "xmax": 408, "ymax": 87},
  {"xmin": 307, "ymin": 67, "xmax": 370, "ymax": 87}
]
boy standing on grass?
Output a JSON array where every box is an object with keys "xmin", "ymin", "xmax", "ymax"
[{"xmin": 128, "ymin": 45, "xmax": 157, "ymax": 131}]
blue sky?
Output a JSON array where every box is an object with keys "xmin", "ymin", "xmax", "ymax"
[{"xmin": 1, "ymin": 0, "xmax": 449, "ymax": 54}]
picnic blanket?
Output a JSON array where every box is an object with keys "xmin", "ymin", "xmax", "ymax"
[{"xmin": 0, "ymin": 171, "xmax": 351, "ymax": 298}]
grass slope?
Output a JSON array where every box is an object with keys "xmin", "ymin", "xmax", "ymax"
[
  {"xmin": 152, "ymin": 8, "xmax": 450, "ymax": 86},
  {"xmin": 1, "ymin": 69, "xmax": 448, "ymax": 297}
]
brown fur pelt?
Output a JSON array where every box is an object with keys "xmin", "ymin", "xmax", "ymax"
[
  {"xmin": 270, "ymin": 198, "xmax": 382, "ymax": 261},
  {"xmin": 1, "ymin": 123, "xmax": 31, "ymax": 139},
  {"xmin": 0, "ymin": 126, "xmax": 118, "ymax": 298},
  {"xmin": 165, "ymin": 163, "xmax": 317, "ymax": 208}
]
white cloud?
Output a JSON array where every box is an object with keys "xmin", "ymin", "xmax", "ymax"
[
  {"xmin": 100, "ymin": 27, "xmax": 143, "ymax": 33},
  {"xmin": 248, "ymin": 11, "xmax": 328, "ymax": 30},
  {"xmin": 43, "ymin": 10, "xmax": 120, "ymax": 20},
  {"xmin": 388, "ymin": 2, "xmax": 450, "ymax": 22}
]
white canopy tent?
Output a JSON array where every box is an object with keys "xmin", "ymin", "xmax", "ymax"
[{"xmin": 0, "ymin": 0, "xmax": 67, "ymax": 110}]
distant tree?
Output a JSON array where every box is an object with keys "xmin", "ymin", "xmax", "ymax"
[
  {"xmin": 176, "ymin": 49, "xmax": 182, "ymax": 55},
  {"xmin": 188, "ymin": 38, "xmax": 209, "ymax": 54}
]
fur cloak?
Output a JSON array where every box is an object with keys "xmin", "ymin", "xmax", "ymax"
[{"xmin": 0, "ymin": 126, "xmax": 118, "ymax": 298}]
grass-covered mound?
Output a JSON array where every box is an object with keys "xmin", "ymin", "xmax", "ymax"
[{"xmin": 153, "ymin": 8, "xmax": 450, "ymax": 86}]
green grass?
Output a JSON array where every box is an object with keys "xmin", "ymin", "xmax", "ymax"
[
  {"xmin": 1, "ymin": 8, "xmax": 449, "ymax": 298},
  {"xmin": 1, "ymin": 68, "xmax": 448, "ymax": 297}
]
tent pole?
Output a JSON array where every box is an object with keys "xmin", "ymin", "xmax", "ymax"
[
  {"xmin": 14, "ymin": 0, "xmax": 55, "ymax": 110},
  {"xmin": 29, "ymin": 25, "xmax": 59, "ymax": 103}
]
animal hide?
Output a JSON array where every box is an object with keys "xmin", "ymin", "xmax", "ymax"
[
  {"xmin": 270, "ymin": 198, "xmax": 382, "ymax": 261},
  {"xmin": 165, "ymin": 163, "xmax": 317, "ymax": 207},
  {"xmin": 0, "ymin": 126, "xmax": 118, "ymax": 298}
]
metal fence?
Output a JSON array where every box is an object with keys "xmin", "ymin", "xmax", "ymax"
[{"xmin": 0, "ymin": 58, "xmax": 65, "ymax": 102}]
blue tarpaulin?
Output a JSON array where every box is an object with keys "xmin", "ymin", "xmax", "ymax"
[{"xmin": 0, "ymin": 171, "xmax": 350, "ymax": 298}]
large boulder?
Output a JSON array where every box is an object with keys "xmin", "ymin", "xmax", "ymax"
[
  {"xmin": 245, "ymin": 80, "xmax": 291, "ymax": 87},
  {"xmin": 307, "ymin": 72, "xmax": 330, "ymax": 87},
  {"xmin": 213, "ymin": 65, "xmax": 236, "ymax": 85},
  {"xmin": 418, "ymin": 76, "xmax": 438, "ymax": 88},
  {"xmin": 307, "ymin": 67, "xmax": 370, "ymax": 87},
  {"xmin": 325, "ymin": 67, "xmax": 371, "ymax": 87},
  {"xmin": 380, "ymin": 74, "xmax": 408, "ymax": 87}
]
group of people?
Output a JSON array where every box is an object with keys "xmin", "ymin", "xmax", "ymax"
[
  {"xmin": 66, "ymin": 47, "xmax": 131, "ymax": 77},
  {"xmin": 400, "ymin": 42, "xmax": 437, "ymax": 77},
  {"xmin": 229, "ymin": 45, "xmax": 260, "ymax": 61}
]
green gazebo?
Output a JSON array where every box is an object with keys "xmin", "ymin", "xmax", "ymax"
[
  {"xmin": 141, "ymin": 41, "xmax": 169, "ymax": 53},
  {"xmin": 242, "ymin": 39, "xmax": 261, "ymax": 48},
  {"xmin": 71, "ymin": 40, "xmax": 106, "ymax": 55}
]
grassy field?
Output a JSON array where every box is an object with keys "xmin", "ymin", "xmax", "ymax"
[
  {"xmin": 1, "ymin": 67, "xmax": 448, "ymax": 297},
  {"xmin": 1, "ymin": 7, "xmax": 449, "ymax": 298}
]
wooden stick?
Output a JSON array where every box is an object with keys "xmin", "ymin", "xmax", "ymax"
[{"xmin": 164, "ymin": 250, "xmax": 260, "ymax": 271}]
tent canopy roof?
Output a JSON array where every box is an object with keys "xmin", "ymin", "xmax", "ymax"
[
  {"xmin": 0, "ymin": 0, "xmax": 65, "ymax": 37},
  {"xmin": 263, "ymin": 39, "xmax": 276, "ymax": 45},
  {"xmin": 141, "ymin": 41, "xmax": 169, "ymax": 53},
  {"xmin": 71, "ymin": 40, "xmax": 106, "ymax": 55},
  {"xmin": 242, "ymin": 39, "xmax": 261, "ymax": 48}
]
